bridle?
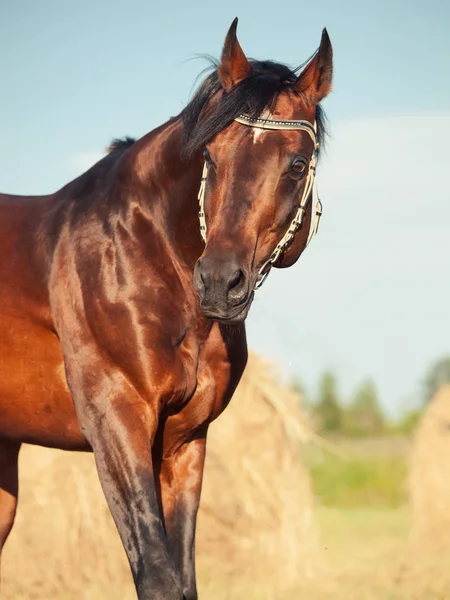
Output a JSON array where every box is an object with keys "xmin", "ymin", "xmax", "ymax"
[{"xmin": 197, "ymin": 113, "xmax": 323, "ymax": 290}]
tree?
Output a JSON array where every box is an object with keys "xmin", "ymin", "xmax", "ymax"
[
  {"xmin": 422, "ymin": 356, "xmax": 450, "ymax": 404},
  {"xmin": 392, "ymin": 408, "xmax": 421, "ymax": 435},
  {"xmin": 344, "ymin": 379, "xmax": 385, "ymax": 436},
  {"xmin": 289, "ymin": 377, "xmax": 312, "ymax": 415},
  {"xmin": 314, "ymin": 371, "xmax": 342, "ymax": 433},
  {"xmin": 290, "ymin": 377, "xmax": 306, "ymax": 398}
]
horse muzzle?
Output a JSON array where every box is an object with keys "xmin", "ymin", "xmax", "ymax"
[{"xmin": 193, "ymin": 257, "xmax": 254, "ymax": 324}]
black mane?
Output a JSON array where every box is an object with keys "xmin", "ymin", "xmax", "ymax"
[
  {"xmin": 107, "ymin": 136, "xmax": 137, "ymax": 153},
  {"xmin": 181, "ymin": 58, "xmax": 327, "ymax": 158}
]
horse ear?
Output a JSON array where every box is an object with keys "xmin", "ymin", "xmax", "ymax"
[
  {"xmin": 295, "ymin": 28, "xmax": 333, "ymax": 104},
  {"xmin": 218, "ymin": 18, "xmax": 251, "ymax": 92}
]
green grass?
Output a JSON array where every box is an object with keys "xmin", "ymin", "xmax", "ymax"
[
  {"xmin": 304, "ymin": 436, "xmax": 409, "ymax": 508},
  {"xmin": 308, "ymin": 451, "xmax": 407, "ymax": 508}
]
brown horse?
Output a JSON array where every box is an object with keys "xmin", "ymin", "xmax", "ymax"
[{"xmin": 0, "ymin": 18, "xmax": 332, "ymax": 600}]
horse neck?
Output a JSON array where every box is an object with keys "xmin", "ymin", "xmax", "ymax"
[{"xmin": 127, "ymin": 117, "xmax": 204, "ymax": 270}]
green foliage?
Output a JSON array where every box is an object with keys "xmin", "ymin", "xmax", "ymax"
[
  {"xmin": 308, "ymin": 450, "xmax": 407, "ymax": 508},
  {"xmin": 390, "ymin": 408, "xmax": 422, "ymax": 435},
  {"xmin": 422, "ymin": 356, "xmax": 450, "ymax": 404},
  {"xmin": 343, "ymin": 379, "xmax": 386, "ymax": 436},
  {"xmin": 303, "ymin": 366, "xmax": 432, "ymax": 438},
  {"xmin": 314, "ymin": 371, "xmax": 342, "ymax": 433},
  {"xmin": 290, "ymin": 377, "xmax": 305, "ymax": 397},
  {"xmin": 311, "ymin": 372, "xmax": 389, "ymax": 437}
]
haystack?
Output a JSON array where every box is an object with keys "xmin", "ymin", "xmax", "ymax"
[
  {"xmin": 409, "ymin": 384, "xmax": 450, "ymax": 548},
  {"xmin": 2, "ymin": 351, "xmax": 315, "ymax": 599},
  {"xmin": 3, "ymin": 447, "xmax": 134, "ymax": 600},
  {"xmin": 197, "ymin": 351, "xmax": 316, "ymax": 588}
]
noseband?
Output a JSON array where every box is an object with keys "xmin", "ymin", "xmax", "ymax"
[{"xmin": 197, "ymin": 114, "xmax": 323, "ymax": 290}]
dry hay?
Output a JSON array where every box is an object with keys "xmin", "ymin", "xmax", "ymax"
[
  {"xmin": 408, "ymin": 384, "xmax": 450, "ymax": 549},
  {"xmin": 2, "ymin": 351, "xmax": 315, "ymax": 599},
  {"xmin": 2, "ymin": 448, "xmax": 134, "ymax": 600},
  {"xmin": 197, "ymin": 351, "xmax": 316, "ymax": 589}
]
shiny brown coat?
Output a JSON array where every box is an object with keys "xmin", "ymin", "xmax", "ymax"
[{"xmin": 0, "ymin": 19, "xmax": 332, "ymax": 600}]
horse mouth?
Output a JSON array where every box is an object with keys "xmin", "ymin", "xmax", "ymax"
[{"xmin": 200, "ymin": 293, "xmax": 254, "ymax": 325}]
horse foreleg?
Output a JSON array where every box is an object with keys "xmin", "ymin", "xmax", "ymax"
[
  {"xmin": 157, "ymin": 429, "xmax": 207, "ymax": 600},
  {"xmin": 156, "ymin": 323, "xmax": 248, "ymax": 599},
  {"xmin": 0, "ymin": 441, "xmax": 20, "ymax": 583},
  {"xmin": 69, "ymin": 376, "xmax": 183, "ymax": 600}
]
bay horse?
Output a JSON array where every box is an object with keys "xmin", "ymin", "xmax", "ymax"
[{"xmin": 0, "ymin": 18, "xmax": 332, "ymax": 600}]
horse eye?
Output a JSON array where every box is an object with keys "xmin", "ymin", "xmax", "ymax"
[{"xmin": 290, "ymin": 158, "xmax": 307, "ymax": 174}]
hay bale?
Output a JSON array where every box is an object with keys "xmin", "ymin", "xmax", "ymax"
[
  {"xmin": 2, "ymin": 352, "xmax": 315, "ymax": 599},
  {"xmin": 3, "ymin": 447, "xmax": 134, "ymax": 600},
  {"xmin": 409, "ymin": 385, "xmax": 450, "ymax": 547},
  {"xmin": 197, "ymin": 351, "xmax": 316, "ymax": 588}
]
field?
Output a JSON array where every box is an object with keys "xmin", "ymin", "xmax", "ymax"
[
  {"xmin": 298, "ymin": 507, "xmax": 450, "ymax": 600},
  {"xmin": 2, "ymin": 436, "xmax": 450, "ymax": 599},
  {"xmin": 197, "ymin": 504, "xmax": 450, "ymax": 600},
  {"xmin": 296, "ymin": 436, "xmax": 450, "ymax": 600}
]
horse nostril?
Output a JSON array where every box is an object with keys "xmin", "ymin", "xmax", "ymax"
[
  {"xmin": 194, "ymin": 259, "xmax": 208, "ymax": 296},
  {"xmin": 196, "ymin": 259, "xmax": 209, "ymax": 284},
  {"xmin": 227, "ymin": 269, "xmax": 244, "ymax": 292}
]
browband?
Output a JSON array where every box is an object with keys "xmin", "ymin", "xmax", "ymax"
[{"xmin": 234, "ymin": 114, "xmax": 317, "ymax": 144}]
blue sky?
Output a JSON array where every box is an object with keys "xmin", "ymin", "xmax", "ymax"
[{"xmin": 1, "ymin": 0, "xmax": 449, "ymax": 415}]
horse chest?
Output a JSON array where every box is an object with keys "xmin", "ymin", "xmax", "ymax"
[{"xmin": 165, "ymin": 323, "xmax": 231, "ymax": 422}]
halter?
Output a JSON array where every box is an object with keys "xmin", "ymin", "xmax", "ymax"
[{"xmin": 197, "ymin": 113, "xmax": 323, "ymax": 290}]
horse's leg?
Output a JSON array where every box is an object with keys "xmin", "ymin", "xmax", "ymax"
[
  {"xmin": 0, "ymin": 441, "xmax": 20, "ymax": 577},
  {"xmin": 157, "ymin": 324, "xmax": 248, "ymax": 600},
  {"xmin": 67, "ymin": 373, "xmax": 183, "ymax": 600},
  {"xmin": 156, "ymin": 429, "xmax": 207, "ymax": 600}
]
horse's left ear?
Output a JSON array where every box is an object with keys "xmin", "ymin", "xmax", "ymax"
[
  {"xmin": 295, "ymin": 28, "xmax": 333, "ymax": 104},
  {"xmin": 218, "ymin": 18, "xmax": 251, "ymax": 91}
]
